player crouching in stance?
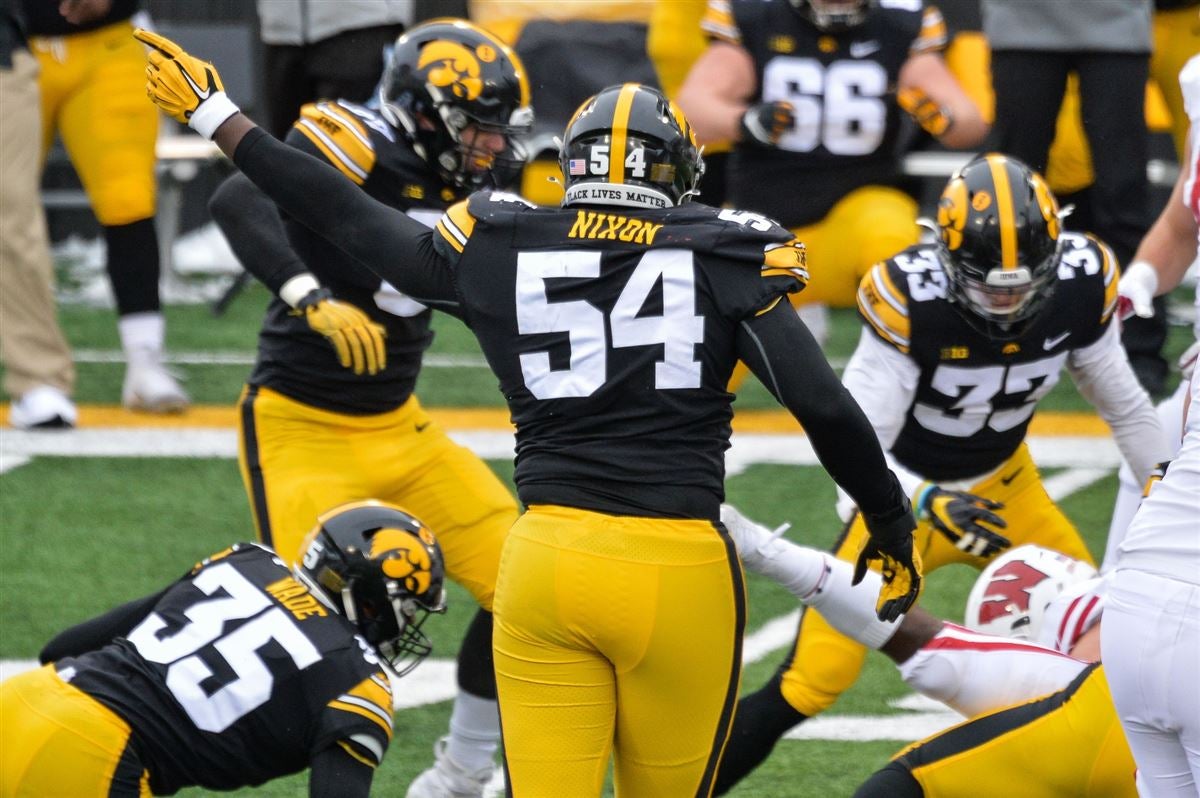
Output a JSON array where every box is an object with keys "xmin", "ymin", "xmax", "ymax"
[
  {"xmin": 724, "ymin": 503, "xmax": 1139, "ymax": 797},
  {"xmin": 0, "ymin": 501, "xmax": 446, "ymax": 797}
]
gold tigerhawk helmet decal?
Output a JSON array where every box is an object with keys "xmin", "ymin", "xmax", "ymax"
[
  {"xmin": 417, "ymin": 40, "xmax": 483, "ymax": 101},
  {"xmin": 938, "ymin": 175, "xmax": 969, "ymax": 251},
  {"xmin": 370, "ymin": 527, "xmax": 434, "ymax": 594}
]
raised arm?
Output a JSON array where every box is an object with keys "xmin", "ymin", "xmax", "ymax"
[{"xmin": 135, "ymin": 29, "xmax": 459, "ymax": 313}]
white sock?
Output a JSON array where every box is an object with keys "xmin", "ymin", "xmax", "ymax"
[
  {"xmin": 804, "ymin": 557, "xmax": 901, "ymax": 650},
  {"xmin": 117, "ymin": 311, "xmax": 165, "ymax": 361},
  {"xmin": 444, "ymin": 692, "xmax": 500, "ymax": 774}
]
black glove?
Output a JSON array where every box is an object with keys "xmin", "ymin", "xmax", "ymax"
[
  {"xmin": 854, "ymin": 497, "xmax": 922, "ymax": 622},
  {"xmin": 739, "ymin": 101, "xmax": 795, "ymax": 147},
  {"xmin": 915, "ymin": 483, "xmax": 1009, "ymax": 559}
]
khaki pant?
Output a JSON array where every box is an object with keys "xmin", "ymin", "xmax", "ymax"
[{"xmin": 0, "ymin": 48, "xmax": 74, "ymax": 399}]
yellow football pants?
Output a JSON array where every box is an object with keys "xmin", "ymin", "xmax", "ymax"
[
  {"xmin": 779, "ymin": 444, "xmax": 1095, "ymax": 717},
  {"xmin": 32, "ymin": 19, "xmax": 158, "ymax": 225},
  {"xmin": 493, "ymin": 505, "xmax": 744, "ymax": 797},
  {"xmin": 0, "ymin": 665, "xmax": 151, "ymax": 797},
  {"xmin": 790, "ymin": 185, "xmax": 919, "ymax": 309},
  {"xmin": 238, "ymin": 387, "xmax": 518, "ymax": 610},
  {"xmin": 897, "ymin": 665, "xmax": 1135, "ymax": 797}
]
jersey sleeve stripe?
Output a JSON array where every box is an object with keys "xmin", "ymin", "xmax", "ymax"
[
  {"xmin": 857, "ymin": 266, "xmax": 911, "ymax": 352},
  {"xmin": 294, "ymin": 119, "xmax": 370, "ymax": 185},
  {"xmin": 435, "ymin": 201, "xmax": 476, "ymax": 253},
  {"xmin": 754, "ymin": 295, "xmax": 784, "ymax": 317},
  {"xmin": 329, "ymin": 697, "xmax": 394, "ymax": 738},
  {"xmin": 700, "ymin": 0, "xmax": 741, "ymax": 43},
  {"xmin": 345, "ymin": 673, "xmax": 393, "ymax": 710},
  {"xmin": 299, "ymin": 103, "xmax": 377, "ymax": 174},
  {"xmin": 1093, "ymin": 236, "xmax": 1120, "ymax": 323},
  {"xmin": 912, "ymin": 6, "xmax": 949, "ymax": 54},
  {"xmin": 339, "ymin": 736, "xmax": 383, "ymax": 768}
]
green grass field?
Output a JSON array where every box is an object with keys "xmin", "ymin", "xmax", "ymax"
[{"xmin": 0, "ymin": 287, "xmax": 1193, "ymax": 796}]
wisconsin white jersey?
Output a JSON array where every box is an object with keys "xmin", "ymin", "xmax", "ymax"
[
  {"xmin": 1115, "ymin": 375, "xmax": 1200, "ymax": 585},
  {"xmin": 1038, "ymin": 576, "xmax": 1106, "ymax": 654}
]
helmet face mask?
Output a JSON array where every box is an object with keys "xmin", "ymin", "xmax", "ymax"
[
  {"xmin": 297, "ymin": 501, "xmax": 447, "ymax": 675},
  {"xmin": 377, "ymin": 19, "xmax": 533, "ymax": 191},
  {"xmin": 559, "ymin": 83, "xmax": 705, "ymax": 210},
  {"xmin": 934, "ymin": 153, "xmax": 1064, "ymax": 339},
  {"xmin": 789, "ymin": 0, "xmax": 870, "ymax": 31}
]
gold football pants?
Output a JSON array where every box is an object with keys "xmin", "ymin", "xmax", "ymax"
[
  {"xmin": 32, "ymin": 20, "xmax": 158, "ymax": 225},
  {"xmin": 895, "ymin": 664, "xmax": 1134, "ymax": 797},
  {"xmin": 779, "ymin": 444, "xmax": 1095, "ymax": 717},
  {"xmin": 238, "ymin": 387, "xmax": 518, "ymax": 610},
  {"xmin": 789, "ymin": 185, "xmax": 919, "ymax": 309},
  {"xmin": 493, "ymin": 505, "xmax": 745, "ymax": 797},
  {"xmin": 0, "ymin": 665, "xmax": 151, "ymax": 797}
]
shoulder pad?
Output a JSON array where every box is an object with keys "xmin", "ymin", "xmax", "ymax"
[
  {"xmin": 1057, "ymin": 232, "xmax": 1119, "ymax": 325},
  {"xmin": 761, "ymin": 237, "xmax": 810, "ymax": 292},
  {"xmin": 857, "ymin": 260, "xmax": 911, "ymax": 353},
  {"xmin": 701, "ymin": 0, "xmax": 741, "ymax": 45},
  {"xmin": 293, "ymin": 101, "xmax": 378, "ymax": 185}
]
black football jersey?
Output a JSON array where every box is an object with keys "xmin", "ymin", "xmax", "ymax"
[
  {"xmin": 704, "ymin": 0, "xmax": 947, "ymax": 227},
  {"xmin": 55, "ymin": 544, "xmax": 393, "ymax": 794},
  {"xmin": 432, "ymin": 193, "xmax": 808, "ymax": 519},
  {"xmin": 856, "ymin": 234, "xmax": 1120, "ymax": 480},
  {"xmin": 250, "ymin": 100, "xmax": 463, "ymax": 414}
]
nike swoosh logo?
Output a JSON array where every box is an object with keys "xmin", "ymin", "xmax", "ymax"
[
  {"xmin": 1000, "ymin": 466, "xmax": 1024, "ymax": 486},
  {"xmin": 1043, "ymin": 331, "xmax": 1070, "ymax": 350},
  {"xmin": 850, "ymin": 41, "xmax": 880, "ymax": 58},
  {"xmin": 415, "ymin": 421, "xmax": 430, "ymax": 433},
  {"xmin": 179, "ymin": 63, "xmax": 211, "ymax": 100}
]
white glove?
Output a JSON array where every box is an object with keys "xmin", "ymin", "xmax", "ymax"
[{"xmin": 1117, "ymin": 260, "xmax": 1159, "ymax": 320}]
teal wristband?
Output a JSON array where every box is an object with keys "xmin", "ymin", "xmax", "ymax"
[{"xmin": 914, "ymin": 484, "xmax": 936, "ymax": 519}]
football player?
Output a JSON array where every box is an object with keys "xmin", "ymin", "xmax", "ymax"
[
  {"xmin": 0, "ymin": 501, "xmax": 447, "ymax": 797},
  {"xmin": 1105, "ymin": 53, "xmax": 1199, "ymax": 570},
  {"xmin": 207, "ymin": 20, "xmax": 530, "ymax": 796},
  {"xmin": 677, "ymin": 0, "xmax": 988, "ymax": 348},
  {"xmin": 723, "ymin": 504, "xmax": 1138, "ymax": 797},
  {"xmin": 19, "ymin": 0, "xmax": 188, "ymax": 411},
  {"xmin": 714, "ymin": 152, "xmax": 1174, "ymax": 792},
  {"xmin": 137, "ymin": 32, "xmax": 924, "ymax": 797}
]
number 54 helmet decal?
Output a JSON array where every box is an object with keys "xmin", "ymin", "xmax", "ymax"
[
  {"xmin": 297, "ymin": 500, "xmax": 447, "ymax": 675},
  {"xmin": 559, "ymin": 83, "xmax": 705, "ymax": 210}
]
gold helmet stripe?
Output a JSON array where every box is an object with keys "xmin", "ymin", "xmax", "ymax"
[
  {"xmin": 609, "ymin": 83, "xmax": 641, "ymax": 187},
  {"xmin": 987, "ymin": 154, "xmax": 1019, "ymax": 269}
]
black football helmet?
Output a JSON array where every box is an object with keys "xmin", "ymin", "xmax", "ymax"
[
  {"xmin": 790, "ymin": 0, "xmax": 870, "ymax": 31},
  {"xmin": 932, "ymin": 153, "xmax": 1064, "ymax": 339},
  {"xmin": 559, "ymin": 83, "xmax": 704, "ymax": 210},
  {"xmin": 377, "ymin": 18, "xmax": 533, "ymax": 190},
  {"xmin": 296, "ymin": 500, "xmax": 447, "ymax": 675}
]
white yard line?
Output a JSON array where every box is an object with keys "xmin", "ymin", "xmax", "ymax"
[{"xmin": 0, "ymin": 432, "xmax": 1116, "ymax": 740}]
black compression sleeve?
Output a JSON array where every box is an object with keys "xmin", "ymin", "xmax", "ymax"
[
  {"xmin": 231, "ymin": 127, "xmax": 460, "ymax": 314},
  {"xmin": 308, "ymin": 745, "xmax": 374, "ymax": 798},
  {"xmin": 39, "ymin": 588, "xmax": 168, "ymax": 664},
  {"xmin": 736, "ymin": 300, "xmax": 907, "ymax": 516},
  {"xmin": 209, "ymin": 172, "xmax": 310, "ymax": 296}
]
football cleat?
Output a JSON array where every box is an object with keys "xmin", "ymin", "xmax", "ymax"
[
  {"xmin": 405, "ymin": 736, "xmax": 497, "ymax": 798},
  {"xmin": 8, "ymin": 385, "xmax": 77, "ymax": 429}
]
